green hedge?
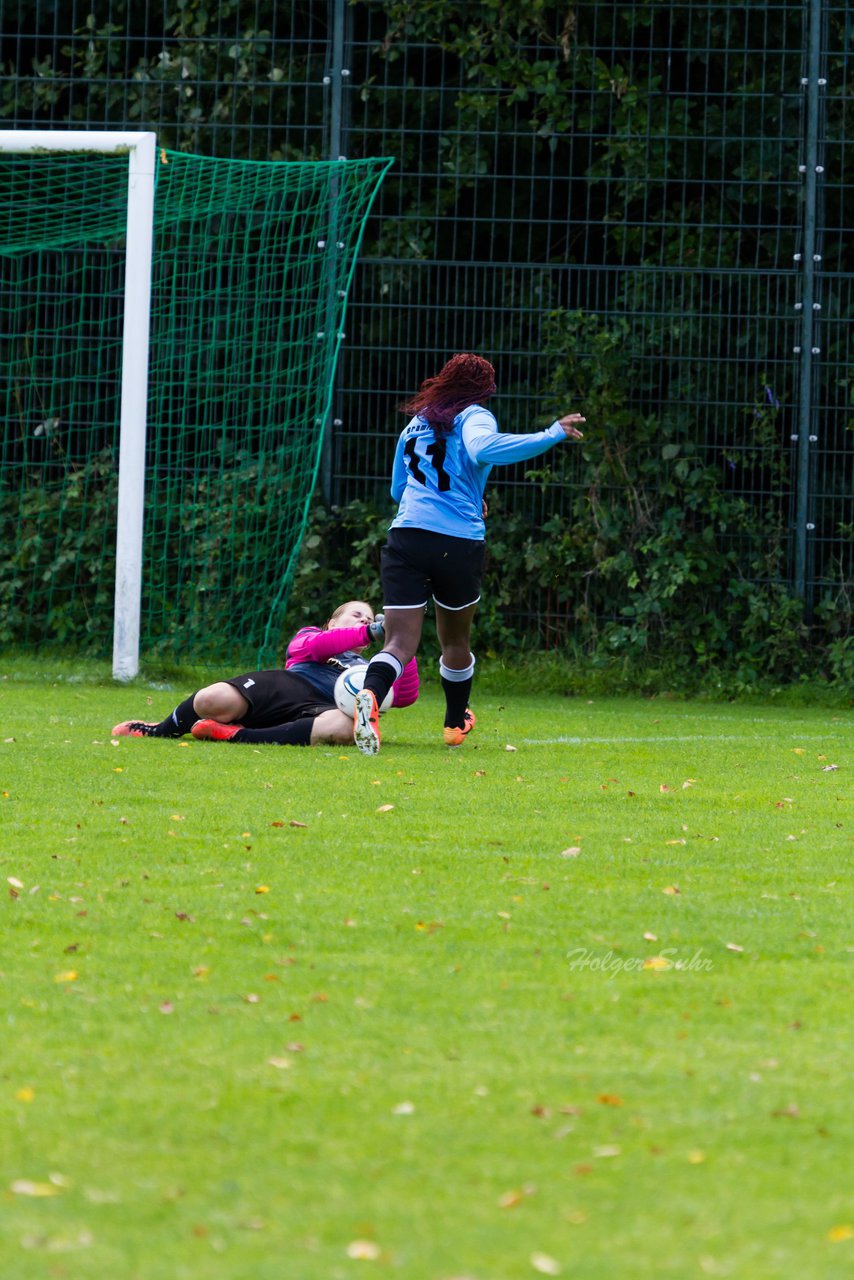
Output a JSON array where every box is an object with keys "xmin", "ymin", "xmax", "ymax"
[
  {"xmin": 2, "ymin": 456, "xmax": 852, "ymax": 692},
  {"xmin": 2, "ymin": 308, "xmax": 851, "ymax": 691},
  {"xmin": 282, "ymin": 496, "xmax": 854, "ymax": 696}
]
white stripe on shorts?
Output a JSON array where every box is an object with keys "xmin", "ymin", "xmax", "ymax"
[{"xmin": 432, "ymin": 593, "xmax": 481, "ymax": 611}]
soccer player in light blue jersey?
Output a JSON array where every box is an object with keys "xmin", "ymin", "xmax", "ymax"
[{"xmin": 353, "ymin": 353, "xmax": 585, "ymax": 755}]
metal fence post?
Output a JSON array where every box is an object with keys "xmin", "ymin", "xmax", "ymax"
[
  {"xmin": 793, "ymin": 0, "xmax": 825, "ymax": 606},
  {"xmin": 320, "ymin": 0, "xmax": 349, "ymax": 506}
]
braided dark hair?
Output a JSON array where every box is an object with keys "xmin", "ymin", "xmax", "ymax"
[{"xmin": 401, "ymin": 353, "xmax": 496, "ymax": 433}]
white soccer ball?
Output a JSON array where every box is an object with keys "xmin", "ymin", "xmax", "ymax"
[{"xmin": 334, "ymin": 665, "xmax": 394, "ymax": 716}]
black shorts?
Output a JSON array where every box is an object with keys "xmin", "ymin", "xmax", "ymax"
[
  {"xmin": 381, "ymin": 527, "xmax": 486, "ymax": 611},
  {"xmin": 222, "ymin": 670, "xmax": 333, "ymax": 728}
]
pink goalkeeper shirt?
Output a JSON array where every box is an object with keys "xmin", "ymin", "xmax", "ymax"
[{"xmin": 285, "ymin": 625, "xmax": 420, "ymax": 708}]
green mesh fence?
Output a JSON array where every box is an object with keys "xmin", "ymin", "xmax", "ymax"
[
  {"xmin": 1, "ymin": 0, "xmax": 853, "ymax": 659},
  {"xmin": 0, "ymin": 147, "xmax": 393, "ymax": 663}
]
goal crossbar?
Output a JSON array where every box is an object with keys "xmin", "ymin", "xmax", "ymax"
[{"xmin": 0, "ymin": 130, "xmax": 156, "ymax": 680}]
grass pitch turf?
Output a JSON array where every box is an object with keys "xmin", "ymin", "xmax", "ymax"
[{"xmin": 0, "ymin": 669, "xmax": 851, "ymax": 1279}]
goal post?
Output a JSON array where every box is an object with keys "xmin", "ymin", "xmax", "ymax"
[
  {"xmin": 0, "ymin": 129, "xmax": 156, "ymax": 681},
  {"xmin": 0, "ymin": 137, "xmax": 393, "ymax": 676}
]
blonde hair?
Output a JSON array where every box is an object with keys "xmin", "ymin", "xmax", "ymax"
[{"xmin": 325, "ymin": 600, "xmax": 373, "ymax": 629}]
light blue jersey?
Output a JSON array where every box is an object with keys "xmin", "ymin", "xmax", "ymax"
[{"xmin": 389, "ymin": 405, "xmax": 567, "ymax": 539}]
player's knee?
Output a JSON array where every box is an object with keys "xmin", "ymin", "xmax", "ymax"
[
  {"xmin": 194, "ymin": 682, "xmax": 244, "ymax": 720},
  {"xmin": 440, "ymin": 652, "xmax": 475, "ymax": 681},
  {"xmin": 385, "ymin": 638, "xmax": 418, "ymax": 667},
  {"xmin": 310, "ymin": 709, "xmax": 354, "ymax": 745}
]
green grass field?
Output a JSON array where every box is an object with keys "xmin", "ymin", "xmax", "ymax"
[{"xmin": 1, "ymin": 668, "xmax": 852, "ymax": 1279}]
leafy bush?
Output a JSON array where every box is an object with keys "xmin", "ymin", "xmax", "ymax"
[
  {"xmin": 2, "ymin": 310, "xmax": 850, "ymax": 692},
  {"xmin": 0, "ymin": 449, "xmax": 118, "ymax": 652},
  {"xmin": 279, "ymin": 307, "xmax": 852, "ymax": 692}
]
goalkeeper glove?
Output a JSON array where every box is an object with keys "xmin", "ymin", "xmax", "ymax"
[{"xmin": 368, "ymin": 614, "xmax": 385, "ymax": 641}]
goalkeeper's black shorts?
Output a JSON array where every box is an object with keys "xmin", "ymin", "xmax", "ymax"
[{"xmin": 221, "ymin": 670, "xmax": 333, "ymax": 727}]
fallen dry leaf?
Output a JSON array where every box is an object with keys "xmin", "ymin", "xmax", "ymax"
[
  {"xmin": 772, "ymin": 1103, "xmax": 800, "ymax": 1118},
  {"xmin": 346, "ymin": 1240, "xmax": 381, "ymax": 1260},
  {"xmin": 530, "ymin": 1251, "xmax": 561, "ymax": 1275},
  {"xmin": 376, "ymin": 804, "xmax": 395, "ymax": 813},
  {"xmin": 54, "ymin": 970, "xmax": 78, "ymax": 983},
  {"xmin": 498, "ymin": 1188, "xmax": 526, "ymax": 1209},
  {"xmin": 827, "ymin": 1225, "xmax": 854, "ymax": 1242},
  {"xmin": 560, "ymin": 847, "xmax": 582, "ymax": 858},
  {"xmin": 597, "ymin": 1093, "xmax": 623, "ymax": 1107},
  {"xmin": 662, "ymin": 885, "xmax": 681, "ymax": 895},
  {"xmin": 726, "ymin": 942, "xmax": 744, "ymax": 952},
  {"xmin": 289, "ymin": 820, "xmax": 308, "ymax": 828},
  {"xmin": 10, "ymin": 1179, "xmax": 62, "ymax": 1197}
]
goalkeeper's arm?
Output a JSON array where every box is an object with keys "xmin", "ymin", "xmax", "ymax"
[{"xmin": 390, "ymin": 657, "xmax": 419, "ymax": 707}]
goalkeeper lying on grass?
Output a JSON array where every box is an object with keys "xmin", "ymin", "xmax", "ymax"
[{"xmin": 112, "ymin": 601, "xmax": 419, "ymax": 747}]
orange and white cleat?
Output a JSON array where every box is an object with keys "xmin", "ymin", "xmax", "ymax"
[
  {"xmin": 112, "ymin": 720, "xmax": 159, "ymax": 737},
  {"xmin": 353, "ymin": 688, "xmax": 381, "ymax": 755},
  {"xmin": 191, "ymin": 719, "xmax": 244, "ymax": 741},
  {"xmin": 443, "ymin": 709, "xmax": 476, "ymax": 748}
]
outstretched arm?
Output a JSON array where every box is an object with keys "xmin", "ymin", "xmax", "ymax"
[
  {"xmin": 285, "ymin": 625, "xmax": 372, "ymax": 667},
  {"xmin": 462, "ymin": 408, "xmax": 585, "ymax": 467}
]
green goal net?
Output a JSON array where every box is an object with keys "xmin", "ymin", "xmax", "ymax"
[{"xmin": 0, "ymin": 146, "xmax": 392, "ymax": 666}]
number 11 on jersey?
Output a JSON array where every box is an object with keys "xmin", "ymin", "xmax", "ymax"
[{"xmin": 404, "ymin": 437, "xmax": 451, "ymax": 492}]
